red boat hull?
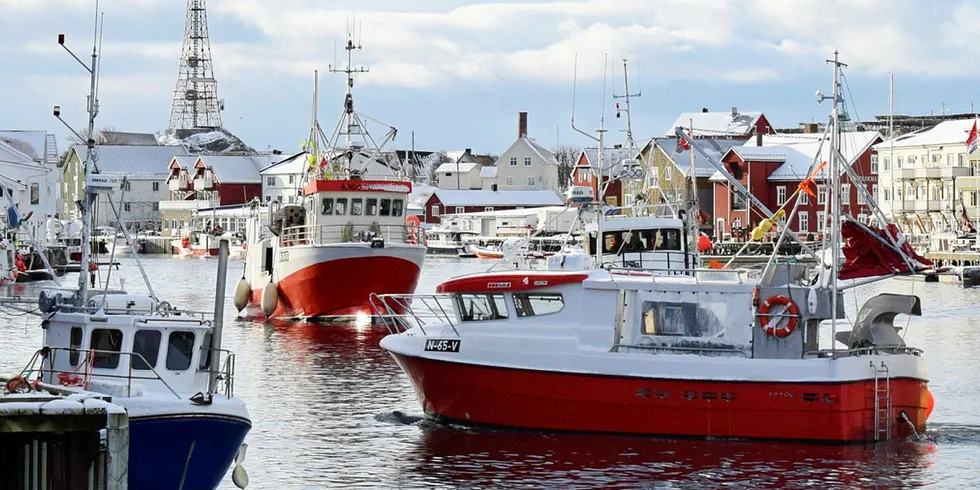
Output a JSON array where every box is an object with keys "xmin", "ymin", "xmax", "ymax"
[
  {"xmin": 390, "ymin": 353, "xmax": 928, "ymax": 442},
  {"xmin": 250, "ymin": 255, "xmax": 421, "ymax": 318}
]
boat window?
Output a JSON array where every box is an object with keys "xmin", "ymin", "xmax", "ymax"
[
  {"xmin": 199, "ymin": 332, "xmax": 212, "ymax": 370},
  {"xmin": 513, "ymin": 293, "xmax": 564, "ymax": 317},
  {"xmin": 335, "ymin": 198, "xmax": 348, "ymax": 215},
  {"xmin": 366, "ymin": 198, "xmax": 378, "ymax": 216},
  {"xmin": 321, "ymin": 198, "xmax": 334, "ymax": 215},
  {"xmin": 351, "ymin": 198, "xmax": 363, "ymax": 216},
  {"xmin": 69, "ymin": 327, "xmax": 83, "ymax": 367},
  {"xmin": 456, "ymin": 293, "xmax": 508, "ymax": 321},
  {"xmin": 380, "ymin": 198, "xmax": 391, "ymax": 216},
  {"xmin": 641, "ymin": 301, "xmax": 696, "ymax": 336},
  {"xmin": 166, "ymin": 331, "xmax": 196, "ymax": 371},
  {"xmin": 392, "ymin": 199, "xmax": 404, "ymax": 217},
  {"xmin": 90, "ymin": 328, "xmax": 123, "ymax": 369},
  {"xmin": 593, "ymin": 229, "xmax": 683, "ymax": 254},
  {"xmin": 644, "ymin": 229, "xmax": 682, "ymax": 251},
  {"xmin": 131, "ymin": 330, "xmax": 162, "ymax": 371}
]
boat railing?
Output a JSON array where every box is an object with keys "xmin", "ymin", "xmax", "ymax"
[
  {"xmin": 20, "ymin": 347, "xmax": 183, "ymax": 400},
  {"xmin": 605, "ymin": 264, "xmax": 748, "ymax": 283},
  {"xmin": 601, "ymin": 250, "xmax": 699, "ymax": 273},
  {"xmin": 804, "ymin": 346, "xmax": 924, "ymax": 359},
  {"xmin": 604, "ymin": 203, "xmax": 678, "ymax": 219},
  {"xmin": 611, "ymin": 343, "xmax": 751, "ymax": 357},
  {"xmin": 280, "ymin": 223, "xmax": 421, "ymax": 247},
  {"xmin": 201, "ymin": 348, "xmax": 237, "ymax": 398},
  {"xmin": 369, "ymin": 293, "xmax": 459, "ymax": 336}
]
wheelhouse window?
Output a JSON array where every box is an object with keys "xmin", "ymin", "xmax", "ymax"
[
  {"xmin": 641, "ymin": 302, "xmax": 697, "ymax": 336},
  {"xmin": 351, "ymin": 198, "xmax": 364, "ymax": 216},
  {"xmin": 131, "ymin": 330, "xmax": 162, "ymax": 371},
  {"xmin": 513, "ymin": 293, "xmax": 564, "ymax": 317},
  {"xmin": 335, "ymin": 198, "xmax": 348, "ymax": 215},
  {"xmin": 166, "ymin": 331, "xmax": 196, "ymax": 371},
  {"xmin": 199, "ymin": 332, "xmax": 213, "ymax": 370},
  {"xmin": 90, "ymin": 329, "xmax": 123, "ymax": 369},
  {"xmin": 366, "ymin": 198, "xmax": 378, "ymax": 216},
  {"xmin": 321, "ymin": 198, "xmax": 334, "ymax": 215},
  {"xmin": 380, "ymin": 198, "xmax": 392, "ymax": 216},
  {"xmin": 593, "ymin": 229, "xmax": 682, "ymax": 254},
  {"xmin": 392, "ymin": 199, "xmax": 404, "ymax": 217},
  {"xmin": 456, "ymin": 293, "xmax": 508, "ymax": 321},
  {"xmin": 69, "ymin": 327, "xmax": 83, "ymax": 367}
]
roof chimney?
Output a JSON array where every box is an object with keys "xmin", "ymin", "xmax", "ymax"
[
  {"xmin": 731, "ymin": 106, "xmax": 738, "ymax": 118},
  {"xmin": 518, "ymin": 112, "xmax": 528, "ymax": 138},
  {"xmin": 702, "ymin": 107, "xmax": 709, "ymax": 113}
]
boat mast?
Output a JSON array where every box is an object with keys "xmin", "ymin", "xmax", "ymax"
[
  {"xmin": 828, "ymin": 51, "xmax": 846, "ymax": 345},
  {"xmin": 889, "ymin": 73, "xmax": 894, "ymax": 225},
  {"xmin": 570, "ymin": 54, "xmax": 610, "ymax": 267}
]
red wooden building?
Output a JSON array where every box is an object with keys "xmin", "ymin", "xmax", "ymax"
[
  {"xmin": 570, "ymin": 147, "xmax": 638, "ymax": 206},
  {"xmin": 167, "ymin": 155, "xmax": 266, "ymax": 206},
  {"xmin": 711, "ymin": 132, "xmax": 882, "ymax": 240}
]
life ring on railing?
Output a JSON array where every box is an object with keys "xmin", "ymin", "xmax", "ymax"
[{"xmin": 757, "ymin": 295, "xmax": 799, "ymax": 338}]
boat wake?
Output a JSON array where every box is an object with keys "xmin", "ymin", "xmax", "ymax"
[{"xmin": 376, "ymin": 411, "xmax": 425, "ymax": 426}]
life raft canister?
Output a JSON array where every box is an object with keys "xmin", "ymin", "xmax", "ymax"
[{"xmin": 757, "ymin": 294, "xmax": 799, "ymax": 338}]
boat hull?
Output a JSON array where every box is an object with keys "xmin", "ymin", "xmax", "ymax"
[
  {"xmin": 128, "ymin": 413, "xmax": 250, "ymax": 490},
  {"xmin": 389, "ymin": 353, "xmax": 928, "ymax": 443},
  {"xmin": 171, "ymin": 240, "xmax": 218, "ymax": 258},
  {"xmin": 251, "ymin": 245, "xmax": 424, "ymax": 318}
]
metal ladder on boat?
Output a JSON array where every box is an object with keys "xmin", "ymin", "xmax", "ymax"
[{"xmin": 871, "ymin": 361, "xmax": 892, "ymax": 441}]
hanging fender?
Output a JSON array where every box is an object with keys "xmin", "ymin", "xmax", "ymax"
[{"xmin": 757, "ymin": 295, "xmax": 799, "ymax": 338}]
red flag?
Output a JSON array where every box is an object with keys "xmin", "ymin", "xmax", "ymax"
[
  {"xmin": 967, "ymin": 120, "xmax": 979, "ymax": 155},
  {"xmin": 839, "ymin": 221, "xmax": 933, "ymax": 280},
  {"xmin": 678, "ymin": 131, "xmax": 691, "ymax": 151}
]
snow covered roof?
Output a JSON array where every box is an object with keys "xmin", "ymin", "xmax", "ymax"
[
  {"xmin": 170, "ymin": 156, "xmax": 197, "ymax": 169},
  {"xmin": 70, "ymin": 144, "xmax": 188, "ymax": 179},
  {"xmin": 260, "ymin": 151, "xmax": 307, "ymax": 175},
  {"xmin": 522, "ymin": 137, "xmax": 558, "ymax": 165},
  {"xmin": 665, "ymin": 110, "xmax": 764, "ymax": 137},
  {"xmin": 650, "ymin": 138, "xmax": 741, "ymax": 178},
  {"xmin": 433, "ymin": 189, "xmax": 563, "ymax": 207},
  {"xmin": 581, "ymin": 147, "xmax": 638, "ymax": 176},
  {"xmin": 0, "ymin": 130, "xmax": 55, "ymax": 164},
  {"xmin": 480, "ymin": 166, "xmax": 497, "ymax": 178},
  {"xmin": 0, "ymin": 138, "xmax": 36, "ymax": 165},
  {"xmin": 197, "ymin": 155, "xmax": 269, "ymax": 183},
  {"xmin": 873, "ymin": 119, "xmax": 974, "ymax": 150},
  {"xmin": 435, "ymin": 162, "xmax": 478, "ymax": 173}
]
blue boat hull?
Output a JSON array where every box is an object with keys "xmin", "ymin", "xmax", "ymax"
[{"xmin": 128, "ymin": 414, "xmax": 251, "ymax": 490}]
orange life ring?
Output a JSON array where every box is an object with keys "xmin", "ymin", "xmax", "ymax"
[{"xmin": 758, "ymin": 295, "xmax": 799, "ymax": 338}]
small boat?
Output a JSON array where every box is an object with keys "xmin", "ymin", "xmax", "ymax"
[
  {"xmin": 425, "ymin": 227, "xmax": 479, "ymax": 256},
  {"xmin": 470, "ymin": 244, "xmax": 504, "ymax": 259},
  {"xmin": 171, "ymin": 229, "xmax": 220, "ymax": 258}
]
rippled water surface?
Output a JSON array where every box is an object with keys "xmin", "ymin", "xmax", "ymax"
[{"xmin": 2, "ymin": 256, "xmax": 980, "ymax": 488}]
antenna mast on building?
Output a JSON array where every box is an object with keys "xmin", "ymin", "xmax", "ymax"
[{"xmin": 169, "ymin": 0, "xmax": 223, "ymax": 133}]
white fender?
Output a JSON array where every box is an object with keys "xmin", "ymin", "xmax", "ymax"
[
  {"xmin": 233, "ymin": 278, "xmax": 250, "ymax": 312},
  {"xmin": 260, "ymin": 282, "xmax": 278, "ymax": 317}
]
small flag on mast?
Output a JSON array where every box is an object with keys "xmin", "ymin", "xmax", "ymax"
[{"xmin": 967, "ymin": 120, "xmax": 979, "ymax": 155}]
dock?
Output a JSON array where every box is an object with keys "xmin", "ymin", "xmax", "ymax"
[{"xmin": 0, "ymin": 378, "xmax": 129, "ymax": 490}]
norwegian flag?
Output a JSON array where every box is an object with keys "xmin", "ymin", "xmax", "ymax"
[{"xmin": 968, "ymin": 120, "xmax": 979, "ymax": 155}]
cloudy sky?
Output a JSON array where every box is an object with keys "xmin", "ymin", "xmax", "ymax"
[{"xmin": 2, "ymin": 0, "xmax": 978, "ymax": 156}]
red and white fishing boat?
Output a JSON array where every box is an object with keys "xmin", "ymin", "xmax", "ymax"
[
  {"xmin": 470, "ymin": 244, "xmax": 504, "ymax": 260},
  {"xmin": 235, "ymin": 32, "xmax": 425, "ymax": 319},
  {"xmin": 374, "ymin": 53, "xmax": 936, "ymax": 442},
  {"xmin": 171, "ymin": 230, "xmax": 219, "ymax": 258}
]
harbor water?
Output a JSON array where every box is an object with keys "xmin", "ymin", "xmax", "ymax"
[{"xmin": 2, "ymin": 256, "xmax": 980, "ymax": 488}]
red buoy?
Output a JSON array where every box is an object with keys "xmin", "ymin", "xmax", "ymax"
[{"xmin": 697, "ymin": 234, "xmax": 712, "ymax": 252}]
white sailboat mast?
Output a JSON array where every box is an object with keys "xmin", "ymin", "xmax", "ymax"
[{"xmin": 828, "ymin": 51, "xmax": 847, "ymax": 344}]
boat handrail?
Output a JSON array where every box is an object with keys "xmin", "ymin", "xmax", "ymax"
[
  {"xmin": 611, "ymin": 343, "xmax": 751, "ymax": 357},
  {"xmin": 804, "ymin": 346, "xmax": 924, "ymax": 359},
  {"xmin": 369, "ymin": 293, "xmax": 458, "ymax": 337},
  {"xmin": 200, "ymin": 348, "xmax": 237, "ymax": 398},
  {"xmin": 602, "ymin": 203, "xmax": 678, "ymax": 219},
  {"xmin": 50, "ymin": 305, "xmax": 212, "ymax": 320},
  {"xmin": 280, "ymin": 222, "xmax": 421, "ymax": 247},
  {"xmin": 604, "ymin": 264, "xmax": 748, "ymax": 283},
  {"xmin": 22, "ymin": 347, "xmax": 183, "ymax": 399}
]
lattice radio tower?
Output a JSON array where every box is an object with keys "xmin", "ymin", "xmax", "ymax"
[{"xmin": 168, "ymin": 0, "xmax": 223, "ymax": 131}]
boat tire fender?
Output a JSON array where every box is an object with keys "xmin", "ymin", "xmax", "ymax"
[{"xmin": 758, "ymin": 295, "xmax": 799, "ymax": 338}]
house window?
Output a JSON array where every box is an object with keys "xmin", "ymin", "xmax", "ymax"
[
  {"xmin": 152, "ymin": 202, "xmax": 159, "ymax": 211},
  {"xmin": 524, "ymin": 157, "xmax": 531, "ymax": 166},
  {"xmin": 131, "ymin": 330, "xmax": 161, "ymax": 370},
  {"xmin": 897, "ymin": 156, "xmax": 903, "ymax": 168},
  {"xmin": 288, "ymin": 175, "xmax": 295, "ymax": 184},
  {"xmin": 122, "ymin": 180, "xmax": 131, "ymax": 192},
  {"xmin": 152, "ymin": 182, "xmax": 160, "ymax": 192},
  {"xmin": 456, "ymin": 293, "xmax": 508, "ymax": 321},
  {"xmin": 798, "ymin": 212, "xmax": 809, "ymax": 232},
  {"xmin": 908, "ymin": 155, "xmax": 917, "ymax": 166},
  {"xmin": 265, "ymin": 196, "xmax": 272, "ymax": 202},
  {"xmin": 276, "ymin": 196, "xmax": 283, "ymax": 203},
  {"xmin": 430, "ymin": 205, "xmax": 439, "ymax": 217},
  {"xmin": 732, "ymin": 217, "xmax": 741, "ymax": 228},
  {"xmin": 166, "ymin": 331, "xmax": 195, "ymax": 371},
  {"xmin": 665, "ymin": 166, "xmax": 673, "ymax": 181},
  {"xmin": 883, "ymin": 156, "xmax": 890, "ymax": 171},
  {"xmin": 817, "ymin": 185, "xmax": 827, "ymax": 205},
  {"xmin": 841, "ymin": 184, "xmax": 850, "ymax": 204},
  {"xmin": 123, "ymin": 203, "xmax": 131, "ymax": 212},
  {"xmin": 505, "ymin": 176, "xmax": 515, "ymax": 186},
  {"xmin": 799, "ymin": 190, "xmax": 809, "ymax": 205},
  {"xmin": 883, "ymin": 188, "xmax": 891, "ymax": 202},
  {"xmin": 948, "ymin": 154, "xmax": 954, "ymax": 167},
  {"xmin": 816, "ymin": 211, "xmax": 826, "ymax": 231},
  {"xmin": 445, "ymin": 173, "xmax": 452, "ymax": 177},
  {"xmin": 858, "ymin": 185, "xmax": 867, "ymax": 205},
  {"xmin": 528, "ymin": 176, "xmax": 536, "ymax": 186},
  {"xmin": 90, "ymin": 328, "xmax": 123, "ymax": 369},
  {"xmin": 484, "ymin": 207, "xmax": 494, "ymax": 212},
  {"xmin": 513, "ymin": 293, "xmax": 564, "ymax": 317},
  {"xmin": 30, "ymin": 183, "xmax": 39, "ymax": 204},
  {"xmin": 776, "ymin": 186, "xmax": 786, "ymax": 205},
  {"xmin": 510, "ymin": 157, "xmax": 517, "ymax": 166},
  {"xmin": 959, "ymin": 153, "xmax": 967, "ymax": 166},
  {"xmin": 870, "ymin": 154, "xmax": 879, "ymax": 174},
  {"xmin": 732, "ymin": 192, "xmax": 747, "ymax": 211},
  {"xmin": 267, "ymin": 176, "xmax": 275, "ymax": 186},
  {"xmin": 454, "ymin": 206, "xmax": 465, "ymax": 214}
]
